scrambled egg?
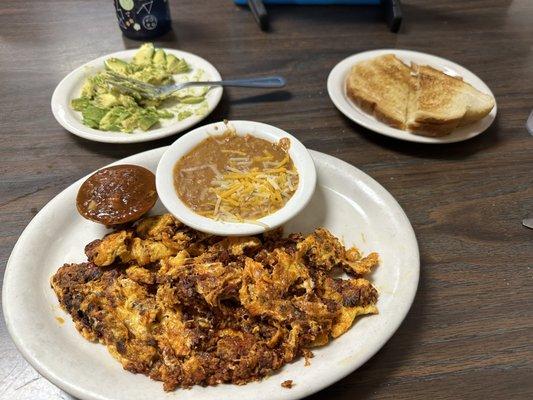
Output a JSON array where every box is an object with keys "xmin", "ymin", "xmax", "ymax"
[{"xmin": 51, "ymin": 214, "xmax": 379, "ymax": 391}]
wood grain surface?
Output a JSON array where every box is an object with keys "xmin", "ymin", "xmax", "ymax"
[{"xmin": 1, "ymin": 0, "xmax": 532, "ymax": 399}]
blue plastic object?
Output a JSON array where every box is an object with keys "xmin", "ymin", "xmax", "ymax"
[{"xmin": 234, "ymin": 1, "xmax": 380, "ymax": 4}]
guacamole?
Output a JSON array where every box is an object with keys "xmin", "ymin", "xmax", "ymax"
[{"xmin": 71, "ymin": 43, "xmax": 209, "ymax": 133}]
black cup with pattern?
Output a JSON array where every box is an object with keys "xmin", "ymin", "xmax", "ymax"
[{"xmin": 113, "ymin": 0, "xmax": 171, "ymax": 40}]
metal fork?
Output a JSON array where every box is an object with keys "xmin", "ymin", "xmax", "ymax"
[{"xmin": 104, "ymin": 71, "xmax": 286, "ymax": 99}]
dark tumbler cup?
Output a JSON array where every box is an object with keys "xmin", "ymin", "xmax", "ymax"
[{"xmin": 113, "ymin": 0, "xmax": 171, "ymax": 40}]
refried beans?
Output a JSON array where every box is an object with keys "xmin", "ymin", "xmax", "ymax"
[{"xmin": 173, "ymin": 129, "xmax": 299, "ymax": 222}]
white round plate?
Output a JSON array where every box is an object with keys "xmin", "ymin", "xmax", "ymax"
[
  {"xmin": 327, "ymin": 49, "xmax": 497, "ymax": 144},
  {"xmin": 3, "ymin": 148, "xmax": 419, "ymax": 400},
  {"xmin": 51, "ymin": 49, "xmax": 223, "ymax": 144}
]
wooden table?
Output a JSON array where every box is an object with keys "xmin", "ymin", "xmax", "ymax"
[{"xmin": 1, "ymin": 1, "xmax": 532, "ymax": 399}]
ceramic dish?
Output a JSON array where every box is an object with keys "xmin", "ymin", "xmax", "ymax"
[
  {"xmin": 3, "ymin": 147, "xmax": 419, "ymax": 400},
  {"xmin": 51, "ymin": 48, "xmax": 222, "ymax": 144},
  {"xmin": 327, "ymin": 49, "xmax": 497, "ymax": 144},
  {"xmin": 156, "ymin": 120, "xmax": 317, "ymax": 236}
]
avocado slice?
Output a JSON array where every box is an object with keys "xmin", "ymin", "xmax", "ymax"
[
  {"xmin": 138, "ymin": 114, "xmax": 159, "ymax": 131},
  {"xmin": 153, "ymin": 49, "xmax": 166, "ymax": 68},
  {"xmin": 120, "ymin": 113, "xmax": 140, "ymax": 132},
  {"xmin": 166, "ymin": 54, "xmax": 190, "ymax": 74},
  {"xmin": 93, "ymin": 93, "xmax": 120, "ymax": 108},
  {"xmin": 105, "ymin": 58, "xmax": 130, "ymax": 75},
  {"xmin": 99, "ymin": 106, "xmax": 132, "ymax": 131},
  {"xmin": 132, "ymin": 43, "xmax": 155, "ymax": 66},
  {"xmin": 81, "ymin": 105, "xmax": 108, "ymax": 129},
  {"xmin": 70, "ymin": 97, "xmax": 90, "ymax": 112},
  {"xmin": 131, "ymin": 66, "xmax": 169, "ymax": 85},
  {"xmin": 177, "ymin": 110, "xmax": 192, "ymax": 121},
  {"xmin": 157, "ymin": 109, "xmax": 173, "ymax": 119},
  {"xmin": 80, "ymin": 80, "xmax": 95, "ymax": 98},
  {"xmin": 179, "ymin": 96, "xmax": 205, "ymax": 104},
  {"xmin": 118, "ymin": 94, "xmax": 137, "ymax": 108}
]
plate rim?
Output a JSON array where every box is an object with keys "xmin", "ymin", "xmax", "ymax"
[
  {"xmin": 51, "ymin": 48, "xmax": 223, "ymax": 144},
  {"xmin": 2, "ymin": 147, "xmax": 419, "ymax": 400},
  {"xmin": 327, "ymin": 48, "xmax": 497, "ymax": 144}
]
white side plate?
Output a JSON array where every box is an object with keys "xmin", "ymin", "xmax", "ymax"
[
  {"xmin": 51, "ymin": 49, "xmax": 222, "ymax": 143},
  {"xmin": 3, "ymin": 148, "xmax": 419, "ymax": 400},
  {"xmin": 327, "ymin": 49, "xmax": 497, "ymax": 144}
]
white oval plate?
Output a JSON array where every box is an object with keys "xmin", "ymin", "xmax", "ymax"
[
  {"xmin": 3, "ymin": 148, "xmax": 419, "ymax": 400},
  {"xmin": 327, "ymin": 49, "xmax": 497, "ymax": 144},
  {"xmin": 51, "ymin": 49, "xmax": 223, "ymax": 143}
]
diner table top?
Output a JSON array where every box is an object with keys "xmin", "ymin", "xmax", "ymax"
[{"xmin": 0, "ymin": 0, "xmax": 532, "ymax": 399}]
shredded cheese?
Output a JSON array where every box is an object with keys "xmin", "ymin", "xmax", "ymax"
[{"xmin": 206, "ymin": 155, "xmax": 298, "ymax": 222}]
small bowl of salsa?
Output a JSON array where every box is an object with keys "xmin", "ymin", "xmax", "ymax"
[{"xmin": 156, "ymin": 120, "xmax": 316, "ymax": 235}]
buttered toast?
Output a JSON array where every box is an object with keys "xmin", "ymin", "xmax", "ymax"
[
  {"xmin": 407, "ymin": 64, "xmax": 495, "ymax": 136},
  {"xmin": 346, "ymin": 54, "xmax": 495, "ymax": 137},
  {"xmin": 346, "ymin": 54, "xmax": 410, "ymax": 129}
]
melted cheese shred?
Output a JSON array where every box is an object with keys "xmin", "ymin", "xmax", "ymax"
[{"xmin": 207, "ymin": 156, "xmax": 299, "ymax": 222}]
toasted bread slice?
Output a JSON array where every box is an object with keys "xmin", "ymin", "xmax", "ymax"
[
  {"xmin": 458, "ymin": 84, "xmax": 496, "ymax": 126},
  {"xmin": 346, "ymin": 54, "xmax": 410, "ymax": 129},
  {"xmin": 406, "ymin": 64, "xmax": 462, "ymax": 136},
  {"xmin": 407, "ymin": 64, "xmax": 495, "ymax": 136}
]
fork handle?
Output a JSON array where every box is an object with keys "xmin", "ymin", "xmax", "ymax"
[{"xmin": 184, "ymin": 76, "xmax": 286, "ymax": 89}]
